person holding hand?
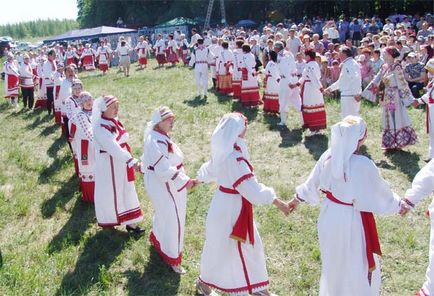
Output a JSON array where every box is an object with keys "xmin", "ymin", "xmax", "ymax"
[
  {"xmin": 195, "ymin": 112, "xmax": 288, "ymax": 296},
  {"xmin": 92, "ymin": 95, "xmax": 145, "ymax": 234},
  {"xmin": 141, "ymin": 106, "xmax": 198, "ymax": 274},
  {"xmin": 288, "ymin": 116, "xmax": 401, "ymax": 296}
]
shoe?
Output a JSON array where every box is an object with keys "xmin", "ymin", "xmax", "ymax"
[
  {"xmin": 126, "ymin": 225, "xmax": 145, "ymax": 235},
  {"xmin": 171, "ymin": 265, "xmax": 186, "ymax": 274},
  {"xmin": 196, "ymin": 279, "xmax": 219, "ymax": 296}
]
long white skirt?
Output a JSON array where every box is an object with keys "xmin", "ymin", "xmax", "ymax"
[{"xmin": 199, "ymin": 190, "xmax": 269, "ymax": 295}]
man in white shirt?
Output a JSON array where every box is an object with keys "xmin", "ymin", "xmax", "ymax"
[
  {"xmin": 190, "ymin": 28, "xmax": 201, "ymax": 49},
  {"xmin": 43, "ymin": 49, "xmax": 57, "ymax": 116},
  {"xmin": 325, "ymin": 46, "xmax": 362, "ymax": 118},
  {"xmin": 286, "ymin": 28, "xmax": 302, "ymax": 56}
]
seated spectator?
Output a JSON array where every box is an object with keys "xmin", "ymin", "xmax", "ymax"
[{"xmin": 404, "ymin": 52, "xmax": 427, "ymax": 98}]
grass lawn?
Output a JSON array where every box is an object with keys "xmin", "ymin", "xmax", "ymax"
[{"xmin": 0, "ymin": 60, "xmax": 432, "ymax": 295}]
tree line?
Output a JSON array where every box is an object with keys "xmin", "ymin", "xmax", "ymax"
[
  {"xmin": 0, "ymin": 19, "xmax": 78, "ymax": 40},
  {"xmin": 77, "ymin": 0, "xmax": 432, "ymax": 28}
]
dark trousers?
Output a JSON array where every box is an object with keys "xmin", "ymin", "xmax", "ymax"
[
  {"xmin": 21, "ymin": 87, "xmax": 34, "ymax": 108},
  {"xmin": 409, "ymin": 82, "xmax": 424, "ymax": 98},
  {"xmin": 46, "ymin": 86, "xmax": 54, "ymax": 115},
  {"xmin": 63, "ymin": 116, "xmax": 73, "ymax": 152}
]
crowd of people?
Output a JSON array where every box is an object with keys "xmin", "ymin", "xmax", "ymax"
[{"xmin": 3, "ymin": 12, "xmax": 434, "ymax": 296}]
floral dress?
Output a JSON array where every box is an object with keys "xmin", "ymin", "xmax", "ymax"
[{"xmin": 362, "ymin": 63, "xmax": 417, "ymax": 149}]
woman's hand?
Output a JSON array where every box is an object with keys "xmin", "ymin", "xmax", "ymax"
[
  {"xmin": 273, "ymin": 198, "xmax": 290, "ymax": 216},
  {"xmin": 287, "ymin": 198, "xmax": 300, "ymax": 214}
]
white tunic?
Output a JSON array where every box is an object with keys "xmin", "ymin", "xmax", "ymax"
[
  {"xmin": 197, "ymin": 142, "xmax": 276, "ymax": 295},
  {"xmin": 277, "ymin": 51, "xmax": 301, "ymax": 112},
  {"xmin": 135, "ymin": 41, "xmax": 150, "ymax": 58},
  {"xmin": 405, "ymin": 160, "xmax": 434, "ymax": 296},
  {"xmin": 93, "ymin": 117, "xmax": 143, "ymax": 227},
  {"xmin": 142, "ymin": 130, "xmax": 190, "ymax": 265},
  {"xmin": 153, "ymin": 39, "xmax": 166, "ymax": 54},
  {"xmin": 263, "ymin": 61, "xmax": 279, "ymax": 96},
  {"xmin": 418, "ymin": 80, "xmax": 434, "ymax": 157},
  {"xmin": 19, "ymin": 62, "xmax": 34, "ymax": 88},
  {"xmin": 299, "ymin": 60, "xmax": 324, "ymax": 107},
  {"xmin": 329, "ymin": 57, "xmax": 362, "ymax": 118},
  {"xmin": 217, "ymin": 49, "xmax": 233, "ymax": 75},
  {"xmin": 42, "ymin": 59, "xmax": 56, "ymax": 88},
  {"xmin": 96, "ymin": 46, "xmax": 110, "ymax": 65},
  {"xmin": 59, "ymin": 79, "xmax": 73, "ymax": 118},
  {"xmin": 53, "ymin": 72, "xmax": 65, "ymax": 113},
  {"xmin": 232, "ymin": 48, "xmax": 243, "ymax": 81},
  {"xmin": 70, "ymin": 110, "xmax": 95, "ymax": 181},
  {"xmin": 296, "ymin": 150, "xmax": 401, "ymax": 296}
]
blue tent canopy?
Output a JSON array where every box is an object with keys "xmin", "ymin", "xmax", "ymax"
[
  {"xmin": 43, "ymin": 26, "xmax": 137, "ymax": 43},
  {"xmin": 237, "ymin": 19, "xmax": 257, "ymax": 27}
]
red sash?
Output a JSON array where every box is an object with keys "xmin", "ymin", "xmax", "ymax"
[
  {"xmin": 81, "ymin": 139, "xmax": 89, "ymax": 165},
  {"xmin": 323, "ymin": 191, "xmax": 381, "ymax": 272},
  {"xmin": 7, "ymin": 74, "xmax": 19, "ymax": 91},
  {"xmin": 121, "ymin": 142, "xmax": 135, "ymax": 182},
  {"xmin": 241, "ymin": 68, "xmax": 248, "ymax": 81},
  {"xmin": 219, "ymin": 186, "xmax": 255, "ymax": 245},
  {"xmin": 69, "ymin": 123, "xmax": 77, "ymax": 142}
]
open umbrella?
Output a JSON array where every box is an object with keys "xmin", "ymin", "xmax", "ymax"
[{"xmin": 237, "ymin": 19, "xmax": 257, "ymax": 27}]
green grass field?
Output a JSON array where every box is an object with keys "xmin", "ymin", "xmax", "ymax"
[{"xmin": 0, "ymin": 60, "xmax": 432, "ymax": 295}]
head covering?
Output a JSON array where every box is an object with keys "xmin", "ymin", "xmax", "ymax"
[
  {"xmin": 91, "ymin": 95, "xmax": 119, "ymax": 128},
  {"xmin": 210, "ymin": 113, "xmax": 247, "ymax": 169},
  {"xmin": 72, "ymin": 79, "xmax": 83, "ymax": 89},
  {"xmin": 425, "ymin": 58, "xmax": 434, "ymax": 72},
  {"xmin": 144, "ymin": 106, "xmax": 174, "ymax": 141},
  {"xmin": 77, "ymin": 91, "xmax": 93, "ymax": 105},
  {"xmin": 330, "ymin": 116, "xmax": 367, "ymax": 181}
]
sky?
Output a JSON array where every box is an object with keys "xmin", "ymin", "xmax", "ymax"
[{"xmin": 1, "ymin": 0, "xmax": 78, "ymax": 25}]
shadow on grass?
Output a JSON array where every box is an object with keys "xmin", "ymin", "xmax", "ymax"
[
  {"xmin": 184, "ymin": 96, "xmax": 208, "ymax": 107},
  {"xmin": 304, "ymin": 134, "xmax": 328, "ymax": 160},
  {"xmin": 278, "ymin": 127, "xmax": 303, "ymax": 148},
  {"xmin": 47, "ymin": 198, "xmax": 95, "ymax": 253},
  {"xmin": 47, "ymin": 136, "xmax": 67, "ymax": 158},
  {"xmin": 231, "ymin": 100, "xmax": 259, "ymax": 122},
  {"xmin": 40, "ymin": 123, "xmax": 60, "ymax": 136},
  {"xmin": 41, "ymin": 175, "xmax": 78, "ymax": 218},
  {"xmin": 25, "ymin": 112, "xmax": 52, "ymax": 129},
  {"xmin": 263, "ymin": 113, "xmax": 281, "ymax": 130},
  {"xmin": 125, "ymin": 246, "xmax": 181, "ymax": 296},
  {"xmin": 55, "ymin": 230, "xmax": 131, "ymax": 296},
  {"xmin": 358, "ymin": 145, "xmax": 372, "ymax": 159},
  {"xmin": 0, "ymin": 102, "xmax": 11, "ymax": 112},
  {"xmin": 38, "ymin": 154, "xmax": 72, "ymax": 184},
  {"xmin": 385, "ymin": 150, "xmax": 421, "ymax": 180}
]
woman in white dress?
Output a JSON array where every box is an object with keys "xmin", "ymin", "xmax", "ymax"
[
  {"xmin": 196, "ymin": 113, "xmax": 289, "ymax": 296},
  {"xmin": 288, "ymin": 116, "xmax": 402, "ymax": 296},
  {"xmin": 92, "ymin": 95, "xmax": 144, "ymax": 234},
  {"xmin": 141, "ymin": 106, "xmax": 197, "ymax": 274},
  {"xmin": 70, "ymin": 92, "xmax": 95, "ymax": 203}
]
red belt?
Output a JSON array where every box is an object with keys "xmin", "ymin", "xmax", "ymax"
[
  {"xmin": 323, "ymin": 190, "xmax": 381, "ymax": 272},
  {"xmin": 219, "ymin": 186, "xmax": 255, "ymax": 245}
]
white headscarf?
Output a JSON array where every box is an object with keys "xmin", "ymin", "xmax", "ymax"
[
  {"xmin": 143, "ymin": 106, "xmax": 174, "ymax": 142},
  {"xmin": 330, "ymin": 115, "xmax": 367, "ymax": 181},
  {"xmin": 91, "ymin": 95, "xmax": 118, "ymax": 129},
  {"xmin": 210, "ymin": 113, "xmax": 247, "ymax": 170}
]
